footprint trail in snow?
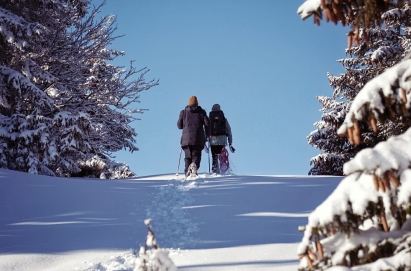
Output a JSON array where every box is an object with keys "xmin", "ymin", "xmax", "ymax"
[{"xmin": 146, "ymin": 177, "xmax": 206, "ymax": 248}]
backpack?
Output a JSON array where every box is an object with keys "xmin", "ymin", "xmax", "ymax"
[{"xmin": 209, "ymin": 110, "xmax": 227, "ymax": 136}]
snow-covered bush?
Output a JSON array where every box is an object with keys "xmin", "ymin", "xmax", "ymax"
[
  {"xmin": 134, "ymin": 219, "xmax": 178, "ymax": 271},
  {"xmin": 298, "ymin": 0, "xmax": 411, "ymax": 270},
  {"xmin": 75, "ymin": 155, "xmax": 135, "ymax": 179},
  {"xmin": 0, "ymin": 1, "xmax": 157, "ymax": 177}
]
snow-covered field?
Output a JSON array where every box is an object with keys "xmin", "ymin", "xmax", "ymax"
[{"xmin": 0, "ymin": 169, "xmax": 342, "ymax": 271}]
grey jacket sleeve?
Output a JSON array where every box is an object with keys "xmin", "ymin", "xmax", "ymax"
[
  {"xmin": 204, "ymin": 113, "xmax": 211, "ymax": 138},
  {"xmin": 225, "ymin": 119, "xmax": 232, "ymax": 145}
]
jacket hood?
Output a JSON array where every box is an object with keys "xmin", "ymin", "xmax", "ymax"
[
  {"xmin": 212, "ymin": 104, "xmax": 221, "ymax": 111},
  {"xmin": 186, "ymin": 104, "xmax": 203, "ymax": 113}
]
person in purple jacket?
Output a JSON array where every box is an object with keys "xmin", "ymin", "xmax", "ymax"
[{"xmin": 177, "ymin": 96, "xmax": 210, "ymax": 177}]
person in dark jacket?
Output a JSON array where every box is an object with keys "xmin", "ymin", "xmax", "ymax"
[
  {"xmin": 209, "ymin": 104, "xmax": 234, "ymax": 174},
  {"xmin": 177, "ymin": 96, "xmax": 210, "ymax": 176}
]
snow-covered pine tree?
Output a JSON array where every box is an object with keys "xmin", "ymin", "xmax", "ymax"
[
  {"xmin": 298, "ymin": 1, "xmax": 411, "ymax": 270},
  {"xmin": 308, "ymin": 5, "xmax": 411, "ymax": 175},
  {"xmin": 0, "ymin": 0, "xmax": 157, "ymax": 178},
  {"xmin": 307, "ymin": 96, "xmax": 354, "ymax": 175},
  {"xmin": 298, "ymin": 58, "xmax": 411, "ymax": 271}
]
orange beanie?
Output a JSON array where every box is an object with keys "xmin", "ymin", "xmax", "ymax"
[{"xmin": 188, "ymin": 96, "xmax": 198, "ymax": 105}]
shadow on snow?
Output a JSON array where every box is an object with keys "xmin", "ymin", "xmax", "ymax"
[{"xmin": 0, "ymin": 169, "xmax": 341, "ymax": 254}]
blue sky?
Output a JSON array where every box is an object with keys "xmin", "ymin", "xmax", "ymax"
[{"xmin": 93, "ymin": 0, "xmax": 348, "ymax": 176}]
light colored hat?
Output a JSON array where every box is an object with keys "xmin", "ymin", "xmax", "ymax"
[
  {"xmin": 212, "ymin": 104, "xmax": 221, "ymax": 111},
  {"xmin": 188, "ymin": 96, "xmax": 198, "ymax": 105}
]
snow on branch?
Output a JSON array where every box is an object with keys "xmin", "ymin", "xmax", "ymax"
[
  {"xmin": 344, "ymin": 127, "xmax": 411, "ymax": 177},
  {"xmin": 371, "ymin": 45, "xmax": 403, "ymax": 63},
  {"xmin": 299, "ymin": 127, "xmax": 411, "ymax": 270},
  {"xmin": 317, "ymin": 96, "xmax": 349, "ymax": 124},
  {"xmin": 297, "ymin": 0, "xmax": 322, "ymax": 21},
  {"xmin": 382, "ymin": 6, "xmax": 405, "ymax": 21},
  {"xmin": 299, "ymin": 228, "xmax": 411, "ymax": 270},
  {"xmin": 0, "ymin": 66, "xmax": 53, "ymax": 109},
  {"xmin": 21, "ymin": 58, "xmax": 56, "ymax": 83},
  {"xmin": 309, "ymin": 153, "xmax": 351, "ymax": 175},
  {"xmin": 297, "ymin": 0, "xmax": 394, "ymax": 28},
  {"xmin": 298, "ymin": 166, "xmax": 411, "ymax": 269},
  {"xmin": 0, "ymin": 7, "xmax": 44, "ymax": 48},
  {"xmin": 337, "ymin": 58, "xmax": 411, "ymax": 145}
]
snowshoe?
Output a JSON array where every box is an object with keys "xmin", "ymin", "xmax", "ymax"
[{"xmin": 219, "ymin": 147, "xmax": 229, "ymax": 174}]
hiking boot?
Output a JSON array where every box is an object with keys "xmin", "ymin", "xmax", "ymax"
[{"xmin": 189, "ymin": 163, "xmax": 197, "ymax": 176}]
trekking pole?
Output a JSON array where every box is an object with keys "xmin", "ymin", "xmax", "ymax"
[
  {"xmin": 207, "ymin": 141, "xmax": 211, "ymax": 174},
  {"xmin": 176, "ymin": 148, "xmax": 182, "ymax": 176}
]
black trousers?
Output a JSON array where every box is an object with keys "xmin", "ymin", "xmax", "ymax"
[
  {"xmin": 211, "ymin": 145, "xmax": 224, "ymax": 173},
  {"xmin": 182, "ymin": 145, "xmax": 202, "ymax": 174}
]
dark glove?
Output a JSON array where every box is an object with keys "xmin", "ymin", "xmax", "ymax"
[{"xmin": 229, "ymin": 144, "xmax": 235, "ymax": 153}]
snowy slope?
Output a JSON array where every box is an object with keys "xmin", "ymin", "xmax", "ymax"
[{"xmin": 0, "ymin": 169, "xmax": 341, "ymax": 271}]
